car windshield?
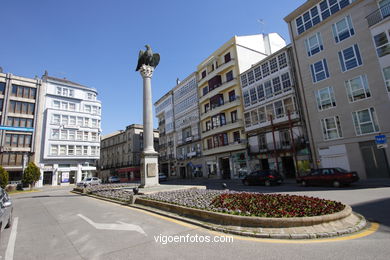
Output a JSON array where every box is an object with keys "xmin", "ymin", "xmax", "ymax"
[
  {"xmin": 335, "ymin": 168, "xmax": 348, "ymax": 173},
  {"xmin": 85, "ymin": 178, "xmax": 92, "ymax": 181}
]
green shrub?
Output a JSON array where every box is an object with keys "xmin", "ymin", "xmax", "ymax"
[
  {"xmin": 22, "ymin": 162, "xmax": 40, "ymax": 189},
  {"xmin": 0, "ymin": 166, "xmax": 9, "ymax": 189}
]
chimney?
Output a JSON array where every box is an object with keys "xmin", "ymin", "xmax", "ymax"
[
  {"xmin": 176, "ymin": 78, "xmax": 180, "ymax": 85},
  {"xmin": 0, "ymin": 67, "xmax": 3, "ymax": 73}
]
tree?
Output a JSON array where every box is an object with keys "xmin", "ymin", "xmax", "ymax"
[
  {"xmin": 0, "ymin": 166, "xmax": 9, "ymax": 189},
  {"xmin": 22, "ymin": 162, "xmax": 40, "ymax": 190}
]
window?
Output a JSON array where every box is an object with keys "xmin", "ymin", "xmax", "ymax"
[
  {"xmin": 83, "ymin": 146, "xmax": 89, "ymax": 155},
  {"xmin": 69, "ymin": 116, "xmax": 76, "ymax": 125},
  {"xmin": 69, "ymin": 130, "xmax": 75, "ymax": 140},
  {"xmin": 321, "ymin": 116, "xmax": 343, "ymax": 140},
  {"xmin": 0, "ymin": 82, "xmax": 5, "ymax": 95},
  {"xmin": 51, "ymin": 145, "xmax": 58, "ymax": 156},
  {"xmin": 274, "ymin": 100, "xmax": 284, "ymax": 118},
  {"xmin": 62, "ymin": 115, "xmax": 68, "ymax": 125},
  {"xmin": 201, "ymin": 70, "xmax": 206, "ymax": 79},
  {"xmin": 247, "ymin": 70, "xmax": 255, "ymax": 85},
  {"xmin": 244, "ymin": 112, "xmax": 251, "ymax": 127},
  {"xmin": 264, "ymin": 81, "xmax": 273, "ymax": 98},
  {"xmin": 92, "ymin": 106, "xmax": 98, "ymax": 114},
  {"xmin": 383, "ymin": 67, "xmax": 390, "ymax": 92},
  {"xmin": 241, "ymin": 74, "xmax": 248, "ymax": 88},
  {"xmin": 84, "ymin": 118, "xmax": 90, "ymax": 127},
  {"xmin": 262, "ymin": 63, "xmax": 270, "ymax": 77},
  {"xmin": 76, "ymin": 146, "xmax": 82, "ymax": 155},
  {"xmin": 270, "ymin": 58, "xmax": 278, "ymax": 73},
  {"xmin": 77, "ymin": 117, "xmax": 83, "ymax": 126},
  {"xmin": 373, "ymin": 31, "xmax": 390, "ymax": 57},
  {"xmin": 233, "ymin": 131, "xmax": 240, "ymax": 142},
  {"xmin": 202, "ymin": 86, "xmax": 208, "ymax": 96},
  {"xmin": 56, "ymin": 87, "xmax": 62, "ymax": 95},
  {"xmin": 224, "ymin": 53, "xmax": 231, "ymax": 63},
  {"xmin": 258, "ymin": 107, "xmax": 266, "ymax": 123},
  {"xmin": 250, "ymin": 88, "xmax": 257, "ymax": 103},
  {"xmin": 305, "ymin": 32, "xmax": 324, "ymax": 56},
  {"xmin": 61, "ymin": 102, "xmax": 68, "ymax": 110},
  {"xmin": 231, "ymin": 110, "xmax": 237, "ymax": 123},
  {"xmin": 251, "ymin": 110, "xmax": 259, "ymax": 124},
  {"xmin": 256, "ymin": 84, "xmax": 265, "ymax": 101},
  {"xmin": 281, "ymin": 73, "xmax": 292, "ymax": 90},
  {"xmin": 84, "ymin": 105, "xmax": 91, "ymax": 113},
  {"xmin": 68, "ymin": 145, "xmax": 75, "ymax": 156},
  {"xmin": 69, "ymin": 89, "xmax": 74, "ymax": 97},
  {"xmin": 60, "ymin": 129, "xmax": 67, "ymax": 140},
  {"xmin": 84, "ymin": 132, "xmax": 89, "ymax": 141},
  {"xmin": 52, "ymin": 114, "xmax": 60, "ymax": 125},
  {"xmin": 92, "ymin": 119, "xmax": 98, "ymax": 127},
  {"xmin": 254, "ymin": 66, "xmax": 262, "ymax": 81},
  {"xmin": 226, "ymin": 70, "xmax": 234, "ymax": 82},
  {"xmin": 51, "ymin": 129, "xmax": 59, "ymax": 139},
  {"xmin": 310, "ymin": 59, "xmax": 330, "ymax": 82},
  {"xmin": 69, "ymin": 103, "xmax": 76, "ymax": 111},
  {"xmin": 228, "ymin": 90, "xmax": 236, "ymax": 102},
  {"xmin": 60, "ymin": 145, "xmax": 67, "ymax": 155},
  {"xmin": 338, "ymin": 44, "xmax": 362, "ymax": 72},
  {"xmin": 345, "ymin": 75, "xmax": 371, "ymax": 102},
  {"xmin": 243, "ymin": 91, "xmax": 250, "ymax": 107},
  {"xmin": 278, "ymin": 53, "xmax": 288, "ymax": 69},
  {"xmin": 76, "ymin": 131, "xmax": 83, "ymax": 140},
  {"xmin": 332, "ymin": 15, "xmax": 354, "ymax": 43},
  {"xmin": 272, "ymin": 77, "xmax": 282, "ymax": 94},
  {"xmin": 91, "ymin": 132, "xmax": 97, "ymax": 141},
  {"xmin": 352, "ymin": 108, "xmax": 379, "ymax": 135},
  {"xmin": 316, "ymin": 87, "xmax": 336, "ymax": 110},
  {"xmin": 53, "ymin": 100, "xmax": 60, "ymax": 109}
]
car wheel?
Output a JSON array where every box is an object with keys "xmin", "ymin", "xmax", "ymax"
[
  {"xmin": 265, "ymin": 180, "xmax": 271, "ymax": 187},
  {"xmin": 301, "ymin": 180, "xmax": 307, "ymax": 187},
  {"xmin": 333, "ymin": 180, "xmax": 341, "ymax": 188},
  {"xmin": 5, "ymin": 213, "xmax": 12, "ymax": 229},
  {"xmin": 243, "ymin": 180, "xmax": 249, "ymax": 186}
]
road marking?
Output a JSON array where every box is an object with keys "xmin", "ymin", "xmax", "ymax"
[
  {"xmin": 5, "ymin": 217, "xmax": 18, "ymax": 260},
  {"xmin": 77, "ymin": 214, "xmax": 147, "ymax": 236},
  {"xmin": 81, "ymin": 192, "xmax": 380, "ymax": 243}
]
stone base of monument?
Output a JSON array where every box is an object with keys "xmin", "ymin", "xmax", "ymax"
[{"xmin": 139, "ymin": 151, "xmax": 159, "ymax": 188}]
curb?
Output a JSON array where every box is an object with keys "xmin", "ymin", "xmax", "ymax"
[{"xmin": 73, "ymin": 190, "xmax": 369, "ymax": 240}]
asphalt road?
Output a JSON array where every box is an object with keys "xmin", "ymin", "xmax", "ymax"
[{"xmin": 1, "ymin": 181, "xmax": 390, "ymax": 260}]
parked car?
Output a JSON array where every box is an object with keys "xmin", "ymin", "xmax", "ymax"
[
  {"xmin": 242, "ymin": 170, "xmax": 283, "ymax": 186},
  {"xmin": 158, "ymin": 173, "xmax": 168, "ymax": 182},
  {"xmin": 0, "ymin": 188, "xmax": 13, "ymax": 236},
  {"xmin": 296, "ymin": 168, "xmax": 359, "ymax": 187},
  {"xmin": 108, "ymin": 176, "xmax": 120, "ymax": 183},
  {"xmin": 77, "ymin": 177, "xmax": 101, "ymax": 187},
  {"xmin": 238, "ymin": 168, "xmax": 249, "ymax": 179}
]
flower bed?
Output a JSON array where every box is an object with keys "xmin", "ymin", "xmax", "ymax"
[
  {"xmin": 73, "ymin": 183, "xmax": 137, "ymax": 203},
  {"xmin": 144, "ymin": 190, "xmax": 345, "ymax": 218}
]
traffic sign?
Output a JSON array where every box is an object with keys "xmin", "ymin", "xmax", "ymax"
[{"xmin": 375, "ymin": 135, "xmax": 387, "ymax": 145}]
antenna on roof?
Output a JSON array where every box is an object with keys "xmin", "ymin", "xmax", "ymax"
[{"xmin": 257, "ymin": 19, "xmax": 266, "ymax": 34}]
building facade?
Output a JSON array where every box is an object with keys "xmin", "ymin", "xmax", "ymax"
[
  {"xmin": 155, "ymin": 91, "xmax": 176, "ymax": 177},
  {"xmin": 241, "ymin": 45, "xmax": 310, "ymax": 178},
  {"xmin": 0, "ymin": 70, "xmax": 43, "ymax": 183},
  {"xmin": 99, "ymin": 124, "xmax": 159, "ymax": 182},
  {"xmin": 39, "ymin": 74, "xmax": 102, "ymax": 185},
  {"xmin": 285, "ymin": 0, "xmax": 390, "ymax": 179},
  {"xmin": 173, "ymin": 73, "xmax": 203, "ymax": 178},
  {"xmin": 197, "ymin": 34, "xmax": 286, "ymax": 179}
]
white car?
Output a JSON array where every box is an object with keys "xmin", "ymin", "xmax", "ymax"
[
  {"xmin": 0, "ymin": 188, "xmax": 13, "ymax": 236},
  {"xmin": 77, "ymin": 177, "xmax": 101, "ymax": 187}
]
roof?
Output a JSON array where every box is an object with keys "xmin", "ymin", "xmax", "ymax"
[{"xmin": 43, "ymin": 75, "xmax": 98, "ymax": 93}]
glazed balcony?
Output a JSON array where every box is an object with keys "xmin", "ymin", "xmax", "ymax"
[{"xmin": 366, "ymin": 3, "xmax": 390, "ymax": 27}]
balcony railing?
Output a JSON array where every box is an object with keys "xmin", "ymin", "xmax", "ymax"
[
  {"xmin": 198, "ymin": 58, "xmax": 235, "ymax": 86},
  {"xmin": 249, "ymin": 138, "xmax": 307, "ymax": 154},
  {"xmin": 199, "ymin": 78, "xmax": 238, "ymax": 103},
  {"xmin": 201, "ymin": 96, "xmax": 241, "ymax": 119},
  {"xmin": 203, "ymin": 139, "xmax": 247, "ymax": 152},
  {"xmin": 366, "ymin": 3, "xmax": 390, "ymax": 27}
]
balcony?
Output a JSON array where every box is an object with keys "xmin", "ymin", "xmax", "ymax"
[
  {"xmin": 202, "ymin": 139, "xmax": 247, "ymax": 156},
  {"xmin": 200, "ymin": 96, "xmax": 241, "ymax": 120},
  {"xmin": 245, "ymin": 111, "xmax": 300, "ymax": 133},
  {"xmin": 366, "ymin": 3, "xmax": 390, "ymax": 27},
  {"xmin": 199, "ymin": 78, "xmax": 238, "ymax": 104},
  {"xmin": 198, "ymin": 58, "xmax": 235, "ymax": 86},
  {"xmin": 249, "ymin": 138, "xmax": 307, "ymax": 154},
  {"xmin": 201, "ymin": 119, "xmax": 243, "ymax": 139}
]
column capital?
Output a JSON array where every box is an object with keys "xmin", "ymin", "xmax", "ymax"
[{"xmin": 139, "ymin": 64, "xmax": 154, "ymax": 78}]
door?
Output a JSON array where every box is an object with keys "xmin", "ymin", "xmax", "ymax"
[
  {"xmin": 360, "ymin": 141, "xmax": 390, "ymax": 178},
  {"xmin": 260, "ymin": 159, "xmax": 270, "ymax": 170},
  {"xmin": 281, "ymin": 156, "xmax": 296, "ymax": 178},
  {"xmin": 43, "ymin": 171, "xmax": 53, "ymax": 185},
  {"xmin": 220, "ymin": 158, "xmax": 231, "ymax": 179}
]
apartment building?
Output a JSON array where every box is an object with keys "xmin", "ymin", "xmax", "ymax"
[
  {"xmin": 39, "ymin": 73, "xmax": 102, "ymax": 185},
  {"xmin": 197, "ymin": 34, "xmax": 286, "ymax": 179},
  {"xmin": 241, "ymin": 45, "xmax": 310, "ymax": 178},
  {"xmin": 99, "ymin": 124, "xmax": 159, "ymax": 182},
  {"xmin": 0, "ymin": 70, "xmax": 43, "ymax": 183},
  {"xmin": 285, "ymin": 0, "xmax": 390, "ymax": 179},
  {"xmin": 173, "ymin": 73, "xmax": 203, "ymax": 178},
  {"xmin": 155, "ymin": 91, "xmax": 176, "ymax": 177}
]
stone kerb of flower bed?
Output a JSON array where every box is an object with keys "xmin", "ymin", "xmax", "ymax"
[
  {"xmin": 136, "ymin": 189, "xmax": 352, "ymax": 228},
  {"xmin": 73, "ymin": 184, "xmax": 136, "ymax": 203}
]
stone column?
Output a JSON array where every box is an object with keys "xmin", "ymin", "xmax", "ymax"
[{"xmin": 139, "ymin": 64, "xmax": 159, "ymax": 187}]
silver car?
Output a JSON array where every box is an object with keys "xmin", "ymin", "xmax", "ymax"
[
  {"xmin": 77, "ymin": 177, "xmax": 101, "ymax": 187},
  {"xmin": 0, "ymin": 188, "xmax": 13, "ymax": 235}
]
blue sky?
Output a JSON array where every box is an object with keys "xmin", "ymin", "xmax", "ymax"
[{"xmin": 0, "ymin": 0, "xmax": 305, "ymax": 135}]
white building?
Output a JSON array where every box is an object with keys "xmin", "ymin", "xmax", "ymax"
[
  {"xmin": 173, "ymin": 73, "xmax": 202, "ymax": 178},
  {"xmin": 38, "ymin": 74, "xmax": 102, "ymax": 186}
]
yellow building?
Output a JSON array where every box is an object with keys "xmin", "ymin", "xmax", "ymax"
[{"xmin": 196, "ymin": 34, "xmax": 286, "ymax": 179}]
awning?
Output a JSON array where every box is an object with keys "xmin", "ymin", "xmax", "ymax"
[{"xmin": 116, "ymin": 167, "xmax": 140, "ymax": 173}]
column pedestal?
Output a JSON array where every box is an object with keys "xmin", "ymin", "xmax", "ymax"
[{"xmin": 140, "ymin": 151, "xmax": 159, "ymax": 188}]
